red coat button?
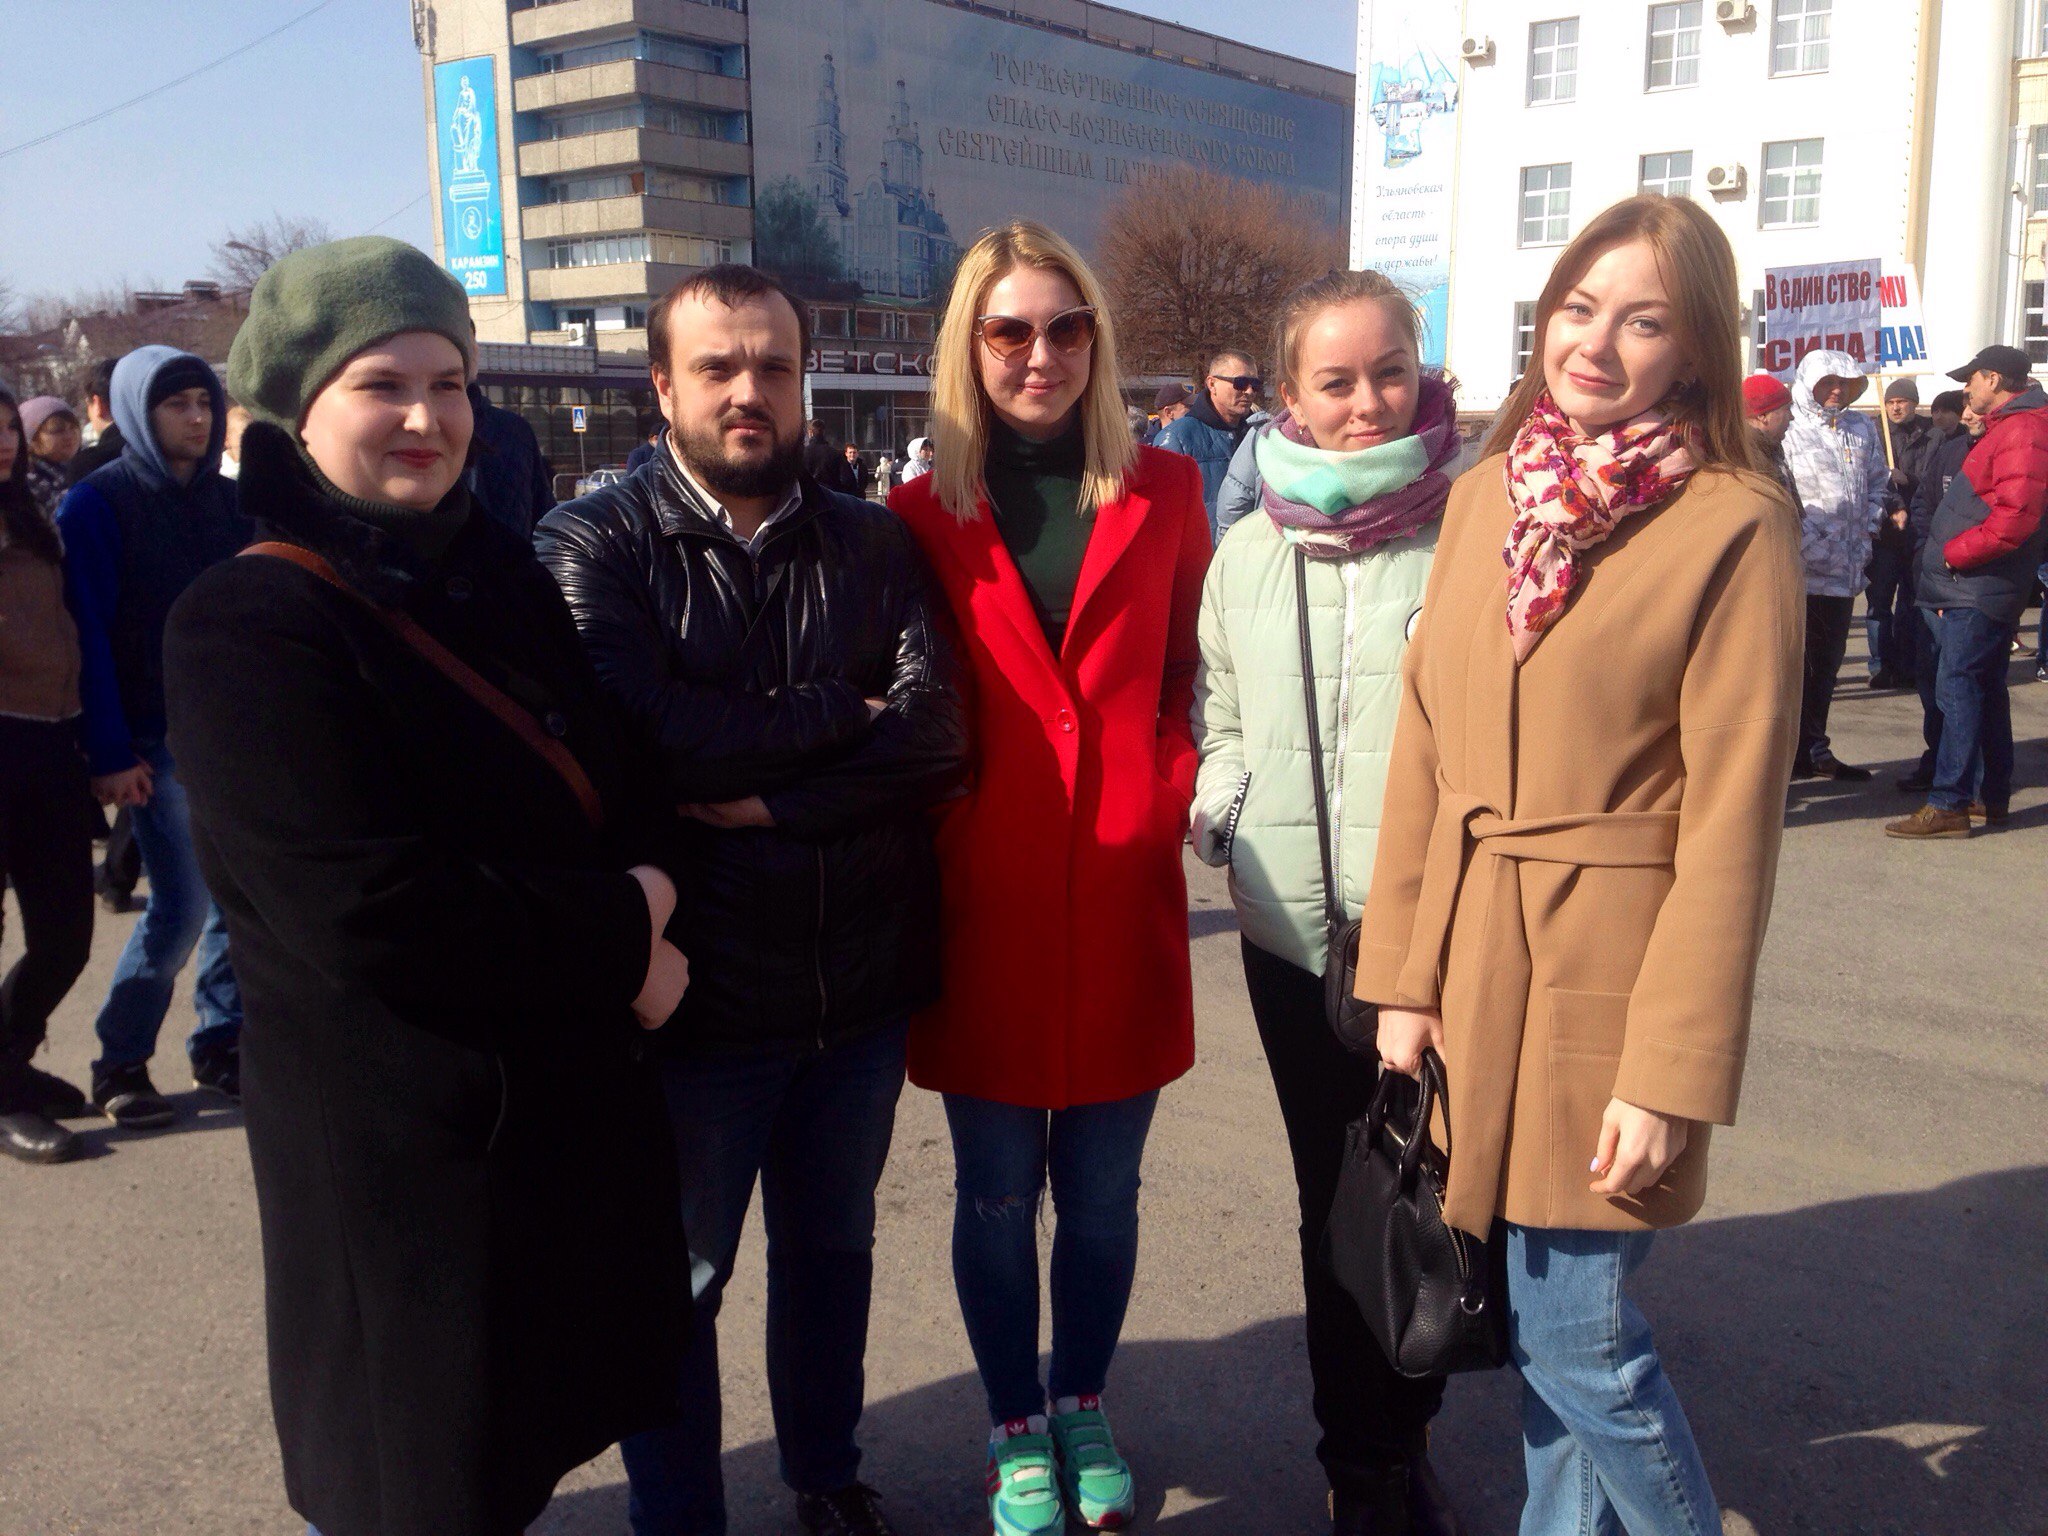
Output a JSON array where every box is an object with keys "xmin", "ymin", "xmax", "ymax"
[{"xmin": 1056, "ymin": 709, "xmax": 1076, "ymax": 732}]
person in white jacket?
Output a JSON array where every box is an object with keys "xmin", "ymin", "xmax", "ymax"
[
  {"xmin": 1782, "ymin": 347, "xmax": 1887, "ymax": 779},
  {"xmin": 1190, "ymin": 270, "xmax": 1464, "ymax": 1536},
  {"xmin": 898, "ymin": 436, "xmax": 934, "ymax": 482}
]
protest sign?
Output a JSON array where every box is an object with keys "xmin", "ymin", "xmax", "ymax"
[{"xmin": 1759, "ymin": 259, "xmax": 1881, "ymax": 378}]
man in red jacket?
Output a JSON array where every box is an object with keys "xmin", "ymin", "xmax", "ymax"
[{"xmin": 1889, "ymin": 345, "xmax": 2048, "ymax": 838}]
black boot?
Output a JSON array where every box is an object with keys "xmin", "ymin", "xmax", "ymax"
[
  {"xmin": 18, "ymin": 1064, "xmax": 90, "ymax": 1118},
  {"xmin": 1330, "ymin": 1466, "xmax": 1410, "ymax": 1534},
  {"xmin": 0, "ymin": 1110, "xmax": 81, "ymax": 1164},
  {"xmin": 1407, "ymin": 1455, "xmax": 1467, "ymax": 1536}
]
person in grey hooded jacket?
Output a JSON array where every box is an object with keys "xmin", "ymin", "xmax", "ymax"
[
  {"xmin": 55, "ymin": 346, "xmax": 248, "ymax": 1126},
  {"xmin": 1780, "ymin": 348, "xmax": 1887, "ymax": 779}
]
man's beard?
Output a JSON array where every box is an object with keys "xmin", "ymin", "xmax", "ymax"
[{"xmin": 675, "ymin": 410, "xmax": 802, "ymax": 501}]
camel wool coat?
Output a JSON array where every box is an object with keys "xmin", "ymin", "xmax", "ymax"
[{"xmin": 1355, "ymin": 455, "xmax": 1803, "ymax": 1236}]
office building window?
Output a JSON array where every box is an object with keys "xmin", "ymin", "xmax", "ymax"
[
  {"xmin": 1513, "ymin": 301, "xmax": 1538, "ymax": 380},
  {"xmin": 547, "ymin": 233, "xmax": 737, "ymax": 269},
  {"xmin": 2036, "ymin": 0, "xmax": 2048, "ymax": 58},
  {"xmin": 543, "ymin": 170, "xmax": 748, "ymax": 207},
  {"xmin": 1639, "ymin": 150, "xmax": 1694, "ymax": 198},
  {"xmin": 1527, "ymin": 18, "xmax": 1579, "ymax": 105},
  {"xmin": 541, "ymin": 31, "xmax": 746, "ymax": 78},
  {"xmin": 546, "ymin": 101, "xmax": 748, "ymax": 144},
  {"xmin": 1519, "ymin": 164, "xmax": 1571, "ymax": 246},
  {"xmin": 1646, "ymin": 2, "xmax": 1702, "ymax": 91},
  {"xmin": 2032, "ymin": 125, "xmax": 2048, "ymax": 214},
  {"xmin": 2027, "ymin": 282, "xmax": 2048, "ymax": 366},
  {"xmin": 1771, "ymin": 0, "xmax": 1831, "ymax": 76},
  {"xmin": 1760, "ymin": 138, "xmax": 1823, "ymax": 227}
]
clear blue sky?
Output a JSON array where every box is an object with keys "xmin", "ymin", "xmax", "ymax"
[{"xmin": 0, "ymin": 0, "xmax": 1356, "ymax": 300}]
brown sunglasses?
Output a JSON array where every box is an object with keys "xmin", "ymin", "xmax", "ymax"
[{"xmin": 974, "ymin": 306, "xmax": 1098, "ymax": 361}]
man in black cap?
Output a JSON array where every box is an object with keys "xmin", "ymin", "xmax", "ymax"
[
  {"xmin": 1145, "ymin": 381, "xmax": 1189, "ymax": 444},
  {"xmin": 1888, "ymin": 346, "xmax": 2048, "ymax": 838}
]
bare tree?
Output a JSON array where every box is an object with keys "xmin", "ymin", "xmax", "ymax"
[
  {"xmin": 209, "ymin": 214, "xmax": 334, "ymax": 295},
  {"xmin": 1098, "ymin": 168, "xmax": 1346, "ymax": 380}
]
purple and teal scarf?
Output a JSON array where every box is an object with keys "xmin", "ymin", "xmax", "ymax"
[{"xmin": 1255, "ymin": 375, "xmax": 1460, "ymax": 560}]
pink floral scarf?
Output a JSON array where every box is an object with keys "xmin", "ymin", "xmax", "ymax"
[{"xmin": 1501, "ymin": 389, "xmax": 1696, "ymax": 661}]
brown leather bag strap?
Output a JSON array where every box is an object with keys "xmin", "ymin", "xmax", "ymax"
[{"xmin": 242, "ymin": 540, "xmax": 606, "ymax": 831}]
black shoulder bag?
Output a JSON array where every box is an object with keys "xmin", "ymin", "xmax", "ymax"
[
  {"xmin": 1322, "ymin": 1048, "xmax": 1509, "ymax": 1378},
  {"xmin": 1296, "ymin": 549, "xmax": 1375, "ymax": 1055}
]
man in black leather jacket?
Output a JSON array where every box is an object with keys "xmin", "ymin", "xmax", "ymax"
[{"xmin": 536, "ymin": 265, "xmax": 964, "ymax": 1536}]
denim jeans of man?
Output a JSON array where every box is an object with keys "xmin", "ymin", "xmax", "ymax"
[
  {"xmin": 1912, "ymin": 608, "xmax": 1983, "ymax": 797},
  {"xmin": 1929, "ymin": 606, "xmax": 2017, "ymax": 814},
  {"xmin": 621, "ymin": 1021, "xmax": 909, "ymax": 1536},
  {"xmin": 1506, "ymin": 1226, "xmax": 1719, "ymax": 1536},
  {"xmin": 942, "ymin": 1088, "xmax": 1159, "ymax": 1425},
  {"xmin": 1864, "ymin": 536, "xmax": 1918, "ymax": 680},
  {"xmin": 93, "ymin": 740, "xmax": 241, "ymax": 1074}
]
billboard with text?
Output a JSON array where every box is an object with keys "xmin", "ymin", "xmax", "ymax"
[
  {"xmin": 747, "ymin": 0, "xmax": 1351, "ymax": 308},
  {"xmin": 1351, "ymin": 0, "xmax": 1460, "ymax": 369},
  {"xmin": 434, "ymin": 57, "xmax": 506, "ymax": 298}
]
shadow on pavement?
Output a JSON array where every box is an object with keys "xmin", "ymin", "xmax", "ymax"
[
  {"xmin": 539, "ymin": 1167, "xmax": 2047, "ymax": 1536},
  {"xmin": 46, "ymin": 1092, "xmax": 245, "ymax": 1161}
]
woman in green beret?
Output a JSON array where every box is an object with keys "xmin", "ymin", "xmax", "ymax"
[{"xmin": 162, "ymin": 237, "xmax": 693, "ymax": 1536}]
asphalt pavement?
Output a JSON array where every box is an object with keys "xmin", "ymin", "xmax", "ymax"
[{"xmin": 2, "ymin": 641, "xmax": 2043, "ymax": 1536}]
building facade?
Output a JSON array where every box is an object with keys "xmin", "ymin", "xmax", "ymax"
[
  {"xmin": 417, "ymin": 0, "xmax": 1352, "ymax": 464},
  {"xmin": 1353, "ymin": 0, "xmax": 2048, "ymax": 412}
]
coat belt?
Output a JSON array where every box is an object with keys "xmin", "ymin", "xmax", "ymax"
[{"xmin": 1394, "ymin": 792, "xmax": 1681, "ymax": 1235}]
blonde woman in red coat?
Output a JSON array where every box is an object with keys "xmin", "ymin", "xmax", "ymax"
[{"xmin": 890, "ymin": 221, "xmax": 1209, "ymax": 1535}]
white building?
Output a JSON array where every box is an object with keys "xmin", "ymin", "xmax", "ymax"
[{"xmin": 1354, "ymin": 0, "xmax": 2048, "ymax": 411}]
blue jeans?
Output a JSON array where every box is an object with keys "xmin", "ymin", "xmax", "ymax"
[
  {"xmin": 1911, "ymin": 608, "xmax": 1980, "ymax": 795},
  {"xmin": 1506, "ymin": 1226, "xmax": 1719, "ymax": 1536},
  {"xmin": 621, "ymin": 1022, "xmax": 908, "ymax": 1536},
  {"xmin": 1929, "ymin": 607, "xmax": 2016, "ymax": 813},
  {"xmin": 93, "ymin": 740, "xmax": 240, "ymax": 1074},
  {"xmin": 943, "ymin": 1089, "xmax": 1159, "ymax": 1425}
]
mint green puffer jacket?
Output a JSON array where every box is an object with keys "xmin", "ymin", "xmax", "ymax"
[{"xmin": 1190, "ymin": 510, "xmax": 1437, "ymax": 974}]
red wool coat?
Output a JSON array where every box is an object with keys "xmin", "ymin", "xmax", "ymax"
[{"xmin": 891, "ymin": 445, "xmax": 1210, "ymax": 1108}]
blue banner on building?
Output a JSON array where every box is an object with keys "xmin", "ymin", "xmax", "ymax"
[{"xmin": 434, "ymin": 57, "xmax": 506, "ymax": 297}]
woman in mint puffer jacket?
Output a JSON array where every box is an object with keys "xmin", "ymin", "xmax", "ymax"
[{"xmin": 1190, "ymin": 270, "xmax": 1462, "ymax": 1536}]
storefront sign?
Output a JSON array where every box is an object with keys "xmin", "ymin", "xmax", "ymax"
[{"xmin": 809, "ymin": 347, "xmax": 935, "ymax": 377}]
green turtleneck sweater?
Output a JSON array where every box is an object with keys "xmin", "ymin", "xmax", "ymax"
[
  {"xmin": 300, "ymin": 447, "xmax": 471, "ymax": 562},
  {"xmin": 985, "ymin": 419, "xmax": 1091, "ymax": 648}
]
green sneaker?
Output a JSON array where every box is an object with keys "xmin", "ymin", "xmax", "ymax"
[
  {"xmin": 1051, "ymin": 1397, "xmax": 1137, "ymax": 1530},
  {"xmin": 986, "ymin": 1419, "xmax": 1065, "ymax": 1536}
]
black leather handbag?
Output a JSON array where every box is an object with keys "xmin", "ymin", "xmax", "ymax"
[
  {"xmin": 1295, "ymin": 550, "xmax": 1376, "ymax": 1056},
  {"xmin": 1322, "ymin": 1048, "xmax": 1510, "ymax": 1378}
]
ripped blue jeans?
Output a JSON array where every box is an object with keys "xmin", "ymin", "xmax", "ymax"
[{"xmin": 942, "ymin": 1089, "xmax": 1160, "ymax": 1426}]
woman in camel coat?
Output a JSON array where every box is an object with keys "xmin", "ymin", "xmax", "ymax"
[{"xmin": 1363, "ymin": 196, "xmax": 1802, "ymax": 1535}]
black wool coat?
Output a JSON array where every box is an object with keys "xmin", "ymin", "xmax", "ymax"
[{"xmin": 163, "ymin": 423, "xmax": 690, "ymax": 1536}]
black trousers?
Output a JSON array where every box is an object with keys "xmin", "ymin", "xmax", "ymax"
[
  {"xmin": 1241, "ymin": 938, "xmax": 1446, "ymax": 1496},
  {"xmin": 1798, "ymin": 593, "xmax": 1856, "ymax": 765},
  {"xmin": 0, "ymin": 717, "xmax": 95, "ymax": 1107}
]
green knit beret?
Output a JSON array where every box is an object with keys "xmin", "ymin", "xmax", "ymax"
[{"xmin": 228, "ymin": 236, "xmax": 476, "ymax": 428}]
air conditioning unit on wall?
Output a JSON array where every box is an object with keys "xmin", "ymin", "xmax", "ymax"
[
  {"xmin": 1705, "ymin": 162, "xmax": 1748, "ymax": 196},
  {"xmin": 1460, "ymin": 36, "xmax": 1495, "ymax": 64},
  {"xmin": 1715, "ymin": 1, "xmax": 1756, "ymax": 23}
]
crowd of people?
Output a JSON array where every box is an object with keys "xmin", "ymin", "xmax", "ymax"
[
  {"xmin": 1742, "ymin": 342, "xmax": 2048, "ymax": 836},
  {"xmin": 0, "ymin": 188, "xmax": 2042, "ymax": 1536}
]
